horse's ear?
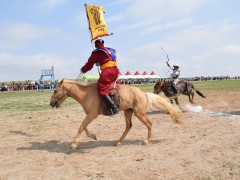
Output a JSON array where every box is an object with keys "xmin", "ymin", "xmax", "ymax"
[{"xmin": 56, "ymin": 79, "xmax": 64, "ymax": 89}]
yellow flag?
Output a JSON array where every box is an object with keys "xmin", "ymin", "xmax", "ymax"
[{"xmin": 85, "ymin": 5, "xmax": 109, "ymax": 40}]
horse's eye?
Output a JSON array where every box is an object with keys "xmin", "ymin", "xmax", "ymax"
[{"xmin": 54, "ymin": 90, "xmax": 58, "ymax": 93}]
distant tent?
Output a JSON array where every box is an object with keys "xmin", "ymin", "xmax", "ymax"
[
  {"xmin": 150, "ymin": 71, "xmax": 156, "ymax": 75},
  {"xmin": 118, "ymin": 71, "xmax": 127, "ymax": 79},
  {"xmin": 125, "ymin": 71, "xmax": 135, "ymax": 79},
  {"xmin": 149, "ymin": 71, "xmax": 160, "ymax": 79},
  {"xmin": 125, "ymin": 71, "xmax": 131, "ymax": 75},
  {"xmin": 134, "ymin": 71, "xmax": 140, "ymax": 75},
  {"xmin": 142, "ymin": 71, "xmax": 150, "ymax": 78},
  {"xmin": 134, "ymin": 71, "xmax": 144, "ymax": 79}
]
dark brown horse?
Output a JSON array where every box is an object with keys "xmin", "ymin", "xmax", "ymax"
[{"xmin": 153, "ymin": 81, "xmax": 206, "ymax": 105}]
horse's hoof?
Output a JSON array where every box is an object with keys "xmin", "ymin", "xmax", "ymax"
[
  {"xmin": 142, "ymin": 140, "xmax": 149, "ymax": 145},
  {"xmin": 115, "ymin": 142, "xmax": 122, "ymax": 146},
  {"xmin": 70, "ymin": 143, "xmax": 77, "ymax": 149},
  {"xmin": 91, "ymin": 134, "xmax": 97, "ymax": 140}
]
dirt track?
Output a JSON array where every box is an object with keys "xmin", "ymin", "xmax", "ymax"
[{"xmin": 0, "ymin": 91, "xmax": 240, "ymax": 179}]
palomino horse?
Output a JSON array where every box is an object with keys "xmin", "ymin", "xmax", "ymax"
[
  {"xmin": 153, "ymin": 81, "xmax": 206, "ymax": 105},
  {"xmin": 50, "ymin": 79, "xmax": 181, "ymax": 149}
]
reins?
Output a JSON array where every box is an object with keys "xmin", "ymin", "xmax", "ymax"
[
  {"xmin": 55, "ymin": 89, "xmax": 68, "ymax": 102},
  {"xmin": 160, "ymin": 82, "xmax": 180, "ymax": 99},
  {"xmin": 75, "ymin": 72, "xmax": 84, "ymax": 82},
  {"xmin": 56, "ymin": 72, "xmax": 84, "ymax": 102}
]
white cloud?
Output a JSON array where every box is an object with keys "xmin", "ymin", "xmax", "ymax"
[
  {"xmin": 118, "ymin": 19, "xmax": 240, "ymax": 77},
  {"xmin": 39, "ymin": 0, "xmax": 69, "ymax": 9},
  {"xmin": 0, "ymin": 41, "xmax": 24, "ymax": 52},
  {"xmin": 106, "ymin": 0, "xmax": 132, "ymax": 7},
  {"xmin": 2, "ymin": 22, "xmax": 48, "ymax": 41},
  {"xmin": 125, "ymin": 0, "xmax": 210, "ymax": 21},
  {"xmin": 112, "ymin": 0, "xmax": 212, "ymax": 34},
  {"xmin": 0, "ymin": 53, "xmax": 79, "ymax": 81},
  {"xmin": 161, "ymin": 21, "xmax": 236, "ymax": 54},
  {"xmin": 141, "ymin": 18, "xmax": 192, "ymax": 34},
  {"xmin": 0, "ymin": 22, "xmax": 77, "ymax": 51}
]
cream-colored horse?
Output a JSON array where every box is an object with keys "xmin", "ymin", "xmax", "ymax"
[{"xmin": 50, "ymin": 79, "xmax": 181, "ymax": 149}]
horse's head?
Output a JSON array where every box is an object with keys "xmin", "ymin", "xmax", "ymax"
[
  {"xmin": 153, "ymin": 81, "xmax": 163, "ymax": 94},
  {"xmin": 50, "ymin": 79, "xmax": 68, "ymax": 108}
]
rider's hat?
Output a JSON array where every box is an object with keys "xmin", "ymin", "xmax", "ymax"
[
  {"xmin": 94, "ymin": 38, "xmax": 104, "ymax": 45},
  {"xmin": 173, "ymin": 64, "xmax": 179, "ymax": 67}
]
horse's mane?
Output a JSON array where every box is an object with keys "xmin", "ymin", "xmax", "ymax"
[
  {"xmin": 156, "ymin": 81, "xmax": 171, "ymax": 87},
  {"xmin": 60, "ymin": 79, "xmax": 96, "ymax": 87},
  {"xmin": 75, "ymin": 81, "xmax": 96, "ymax": 87}
]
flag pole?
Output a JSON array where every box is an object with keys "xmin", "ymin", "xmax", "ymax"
[{"xmin": 84, "ymin": 3, "xmax": 101, "ymax": 74}]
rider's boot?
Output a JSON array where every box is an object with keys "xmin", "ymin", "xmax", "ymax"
[
  {"xmin": 102, "ymin": 95, "xmax": 119, "ymax": 116},
  {"xmin": 171, "ymin": 84, "xmax": 178, "ymax": 94}
]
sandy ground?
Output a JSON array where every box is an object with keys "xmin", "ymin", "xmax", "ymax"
[{"xmin": 0, "ymin": 91, "xmax": 240, "ymax": 179}]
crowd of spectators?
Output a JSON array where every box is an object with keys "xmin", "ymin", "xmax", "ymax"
[
  {"xmin": 0, "ymin": 80, "xmax": 56, "ymax": 92},
  {"xmin": 1, "ymin": 76, "xmax": 239, "ymax": 92},
  {"xmin": 120, "ymin": 76, "xmax": 240, "ymax": 85},
  {"xmin": 186, "ymin": 76, "xmax": 240, "ymax": 81}
]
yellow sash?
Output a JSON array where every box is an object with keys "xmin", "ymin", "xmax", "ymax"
[{"xmin": 101, "ymin": 61, "xmax": 117, "ymax": 70}]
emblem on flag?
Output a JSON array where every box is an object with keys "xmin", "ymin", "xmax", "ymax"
[{"xmin": 85, "ymin": 4, "xmax": 112, "ymax": 41}]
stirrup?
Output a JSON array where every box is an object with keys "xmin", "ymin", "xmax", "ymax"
[{"xmin": 105, "ymin": 108, "xmax": 119, "ymax": 116}]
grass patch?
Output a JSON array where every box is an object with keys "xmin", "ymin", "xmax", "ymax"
[
  {"xmin": 132, "ymin": 79, "xmax": 240, "ymax": 92},
  {"xmin": 191, "ymin": 79, "xmax": 240, "ymax": 91},
  {"xmin": 0, "ymin": 79, "xmax": 239, "ymax": 114},
  {"xmin": 0, "ymin": 90, "xmax": 78, "ymax": 114}
]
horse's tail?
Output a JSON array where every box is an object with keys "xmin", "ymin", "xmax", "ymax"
[
  {"xmin": 191, "ymin": 84, "xmax": 206, "ymax": 98},
  {"xmin": 145, "ymin": 93, "xmax": 182, "ymax": 123},
  {"xmin": 195, "ymin": 90, "xmax": 206, "ymax": 98}
]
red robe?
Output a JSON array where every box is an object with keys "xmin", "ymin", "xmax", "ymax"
[{"xmin": 81, "ymin": 50, "xmax": 119, "ymax": 96}]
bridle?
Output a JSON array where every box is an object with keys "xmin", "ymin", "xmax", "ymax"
[
  {"xmin": 155, "ymin": 82, "xmax": 166, "ymax": 94},
  {"xmin": 54, "ymin": 80, "xmax": 79, "ymax": 102},
  {"xmin": 53, "ymin": 89, "xmax": 68, "ymax": 103}
]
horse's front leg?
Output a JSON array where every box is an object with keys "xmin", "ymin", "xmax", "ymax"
[{"xmin": 71, "ymin": 114, "xmax": 97, "ymax": 149}]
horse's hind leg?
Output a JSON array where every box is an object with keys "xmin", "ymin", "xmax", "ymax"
[
  {"xmin": 85, "ymin": 128, "xmax": 97, "ymax": 140},
  {"xmin": 71, "ymin": 114, "xmax": 96, "ymax": 149},
  {"xmin": 175, "ymin": 97, "xmax": 179, "ymax": 105},
  {"xmin": 116, "ymin": 109, "xmax": 133, "ymax": 146},
  {"xmin": 189, "ymin": 92, "xmax": 194, "ymax": 103},
  {"xmin": 135, "ymin": 113, "xmax": 152, "ymax": 145}
]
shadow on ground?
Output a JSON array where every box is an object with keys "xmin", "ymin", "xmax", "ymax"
[{"xmin": 17, "ymin": 139, "xmax": 166, "ymax": 154}]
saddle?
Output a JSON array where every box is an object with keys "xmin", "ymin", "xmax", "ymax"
[
  {"xmin": 169, "ymin": 80, "xmax": 188, "ymax": 95},
  {"xmin": 109, "ymin": 81, "xmax": 121, "ymax": 105}
]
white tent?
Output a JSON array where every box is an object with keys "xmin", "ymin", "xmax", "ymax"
[
  {"xmin": 149, "ymin": 71, "xmax": 160, "ymax": 79},
  {"xmin": 142, "ymin": 71, "xmax": 151, "ymax": 79},
  {"xmin": 117, "ymin": 71, "xmax": 127, "ymax": 80},
  {"xmin": 125, "ymin": 71, "xmax": 136, "ymax": 79},
  {"xmin": 134, "ymin": 71, "xmax": 144, "ymax": 79},
  {"xmin": 118, "ymin": 75, "xmax": 127, "ymax": 79}
]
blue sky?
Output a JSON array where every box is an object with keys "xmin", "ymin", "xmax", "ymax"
[{"xmin": 0, "ymin": 0, "xmax": 240, "ymax": 82}]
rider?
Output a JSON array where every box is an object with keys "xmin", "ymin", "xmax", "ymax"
[
  {"xmin": 166, "ymin": 60, "xmax": 180, "ymax": 93},
  {"xmin": 80, "ymin": 38, "xmax": 120, "ymax": 116}
]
